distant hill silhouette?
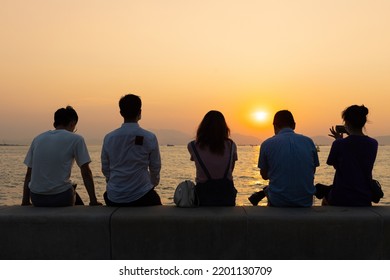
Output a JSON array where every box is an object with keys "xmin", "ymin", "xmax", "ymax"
[
  {"xmin": 231, "ymin": 133, "xmax": 262, "ymax": 146},
  {"xmin": 375, "ymin": 135, "xmax": 390, "ymax": 145},
  {"xmin": 149, "ymin": 129, "xmax": 262, "ymax": 146},
  {"xmin": 311, "ymin": 135, "xmax": 333, "ymax": 146},
  {"xmin": 151, "ymin": 129, "xmax": 193, "ymax": 145}
]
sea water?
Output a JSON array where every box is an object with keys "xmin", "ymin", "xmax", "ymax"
[{"xmin": 1, "ymin": 145, "xmax": 389, "ymax": 206}]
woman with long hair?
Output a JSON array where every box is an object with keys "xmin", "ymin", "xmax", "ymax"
[
  {"xmin": 316, "ymin": 105, "xmax": 378, "ymax": 206},
  {"xmin": 187, "ymin": 110, "xmax": 238, "ymax": 206}
]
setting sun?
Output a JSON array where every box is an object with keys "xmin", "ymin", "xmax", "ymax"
[{"xmin": 253, "ymin": 111, "xmax": 268, "ymax": 123}]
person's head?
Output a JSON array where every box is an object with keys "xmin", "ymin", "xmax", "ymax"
[
  {"xmin": 119, "ymin": 94, "xmax": 142, "ymax": 122},
  {"xmin": 342, "ymin": 105, "xmax": 368, "ymax": 131},
  {"xmin": 53, "ymin": 106, "xmax": 78, "ymax": 131},
  {"xmin": 196, "ymin": 110, "xmax": 230, "ymax": 155},
  {"xmin": 273, "ymin": 110, "xmax": 295, "ymax": 134}
]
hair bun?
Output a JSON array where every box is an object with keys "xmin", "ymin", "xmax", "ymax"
[{"xmin": 360, "ymin": 105, "xmax": 369, "ymax": 116}]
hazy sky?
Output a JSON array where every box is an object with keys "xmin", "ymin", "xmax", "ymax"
[{"xmin": 1, "ymin": 0, "xmax": 390, "ymax": 143}]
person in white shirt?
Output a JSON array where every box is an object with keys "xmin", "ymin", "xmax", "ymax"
[
  {"xmin": 22, "ymin": 106, "xmax": 101, "ymax": 207},
  {"xmin": 101, "ymin": 94, "xmax": 162, "ymax": 206}
]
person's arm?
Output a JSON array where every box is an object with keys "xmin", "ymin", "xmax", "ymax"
[
  {"xmin": 258, "ymin": 143, "xmax": 269, "ymax": 180},
  {"xmin": 101, "ymin": 146, "xmax": 110, "ymax": 183},
  {"xmin": 22, "ymin": 167, "xmax": 32, "ymax": 206},
  {"xmin": 231, "ymin": 142, "xmax": 238, "ymax": 172},
  {"xmin": 326, "ymin": 141, "xmax": 339, "ymax": 168},
  {"xmin": 149, "ymin": 139, "xmax": 161, "ymax": 187},
  {"xmin": 260, "ymin": 168, "xmax": 269, "ymax": 180},
  {"xmin": 80, "ymin": 163, "xmax": 102, "ymax": 206}
]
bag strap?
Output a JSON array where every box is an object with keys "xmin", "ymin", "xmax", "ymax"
[
  {"xmin": 191, "ymin": 141, "xmax": 212, "ymax": 180},
  {"xmin": 191, "ymin": 140, "xmax": 233, "ymax": 180}
]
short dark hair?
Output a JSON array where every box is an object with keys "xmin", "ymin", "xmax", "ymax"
[
  {"xmin": 273, "ymin": 110, "xmax": 295, "ymax": 128},
  {"xmin": 119, "ymin": 94, "xmax": 142, "ymax": 120},
  {"xmin": 342, "ymin": 105, "xmax": 369, "ymax": 129},
  {"xmin": 53, "ymin": 106, "xmax": 78, "ymax": 128}
]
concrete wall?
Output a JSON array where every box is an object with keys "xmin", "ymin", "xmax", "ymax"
[{"xmin": 1, "ymin": 205, "xmax": 389, "ymax": 260}]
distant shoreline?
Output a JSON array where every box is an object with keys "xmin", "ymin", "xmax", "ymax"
[{"xmin": 0, "ymin": 144, "xmax": 26, "ymax": 147}]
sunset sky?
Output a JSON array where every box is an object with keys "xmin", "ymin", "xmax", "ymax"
[{"xmin": 1, "ymin": 0, "xmax": 390, "ymax": 144}]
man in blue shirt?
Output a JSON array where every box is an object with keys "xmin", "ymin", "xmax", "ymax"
[{"xmin": 249, "ymin": 110, "xmax": 319, "ymax": 207}]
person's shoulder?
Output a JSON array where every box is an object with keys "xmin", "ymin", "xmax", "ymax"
[
  {"xmin": 187, "ymin": 140, "xmax": 195, "ymax": 147},
  {"xmin": 68, "ymin": 131, "xmax": 87, "ymax": 144},
  {"xmin": 260, "ymin": 138, "xmax": 270, "ymax": 147},
  {"xmin": 364, "ymin": 136, "xmax": 379, "ymax": 148},
  {"xmin": 366, "ymin": 136, "xmax": 378, "ymax": 144},
  {"xmin": 261, "ymin": 134, "xmax": 277, "ymax": 145},
  {"xmin": 330, "ymin": 138, "xmax": 344, "ymax": 149},
  {"xmin": 290, "ymin": 132, "xmax": 314, "ymax": 143},
  {"xmin": 344, "ymin": 135, "xmax": 377, "ymax": 145},
  {"xmin": 33, "ymin": 130, "xmax": 50, "ymax": 140},
  {"xmin": 225, "ymin": 139, "xmax": 237, "ymax": 150},
  {"xmin": 138, "ymin": 126, "xmax": 158, "ymax": 139},
  {"xmin": 103, "ymin": 127, "xmax": 122, "ymax": 140},
  {"xmin": 29, "ymin": 131, "xmax": 47, "ymax": 146},
  {"xmin": 187, "ymin": 140, "xmax": 195, "ymax": 152},
  {"xmin": 259, "ymin": 137, "xmax": 274, "ymax": 151}
]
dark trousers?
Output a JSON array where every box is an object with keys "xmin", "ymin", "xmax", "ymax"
[
  {"xmin": 104, "ymin": 189, "xmax": 162, "ymax": 207},
  {"xmin": 31, "ymin": 185, "xmax": 84, "ymax": 207}
]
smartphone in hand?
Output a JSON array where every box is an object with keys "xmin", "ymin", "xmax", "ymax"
[{"xmin": 335, "ymin": 125, "xmax": 348, "ymax": 134}]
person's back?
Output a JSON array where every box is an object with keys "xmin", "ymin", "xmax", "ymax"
[
  {"xmin": 27, "ymin": 129, "xmax": 89, "ymax": 195},
  {"xmin": 260, "ymin": 128, "xmax": 318, "ymax": 207},
  {"xmin": 102, "ymin": 123, "xmax": 160, "ymax": 203},
  {"xmin": 188, "ymin": 139, "xmax": 237, "ymax": 183},
  {"xmin": 101, "ymin": 94, "xmax": 161, "ymax": 206},
  {"xmin": 257, "ymin": 110, "xmax": 319, "ymax": 207},
  {"xmin": 327, "ymin": 136, "xmax": 377, "ymax": 206}
]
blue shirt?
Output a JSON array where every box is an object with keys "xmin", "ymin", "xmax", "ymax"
[
  {"xmin": 327, "ymin": 135, "xmax": 378, "ymax": 206},
  {"xmin": 258, "ymin": 128, "xmax": 319, "ymax": 207},
  {"xmin": 101, "ymin": 123, "xmax": 161, "ymax": 203}
]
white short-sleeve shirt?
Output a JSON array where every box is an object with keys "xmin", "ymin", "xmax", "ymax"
[{"xmin": 24, "ymin": 130, "xmax": 91, "ymax": 195}]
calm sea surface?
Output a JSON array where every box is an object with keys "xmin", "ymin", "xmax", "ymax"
[{"xmin": 1, "ymin": 145, "xmax": 389, "ymax": 206}]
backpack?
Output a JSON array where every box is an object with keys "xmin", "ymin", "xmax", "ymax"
[
  {"xmin": 190, "ymin": 140, "xmax": 237, "ymax": 206},
  {"xmin": 174, "ymin": 180, "xmax": 198, "ymax": 207}
]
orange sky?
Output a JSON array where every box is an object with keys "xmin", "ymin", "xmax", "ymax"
[{"xmin": 1, "ymin": 0, "xmax": 390, "ymax": 143}]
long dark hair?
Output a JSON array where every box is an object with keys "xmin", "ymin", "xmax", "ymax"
[{"xmin": 196, "ymin": 110, "xmax": 230, "ymax": 155}]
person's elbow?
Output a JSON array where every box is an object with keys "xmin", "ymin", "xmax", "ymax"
[
  {"xmin": 260, "ymin": 169, "xmax": 269, "ymax": 180},
  {"xmin": 150, "ymin": 172, "xmax": 160, "ymax": 187},
  {"xmin": 80, "ymin": 163, "xmax": 93, "ymax": 177}
]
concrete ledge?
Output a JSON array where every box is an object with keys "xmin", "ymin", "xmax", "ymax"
[
  {"xmin": 111, "ymin": 207, "xmax": 247, "ymax": 259},
  {"xmin": 0, "ymin": 206, "xmax": 389, "ymax": 260},
  {"xmin": 0, "ymin": 206, "xmax": 114, "ymax": 260},
  {"xmin": 245, "ymin": 207, "xmax": 384, "ymax": 259}
]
